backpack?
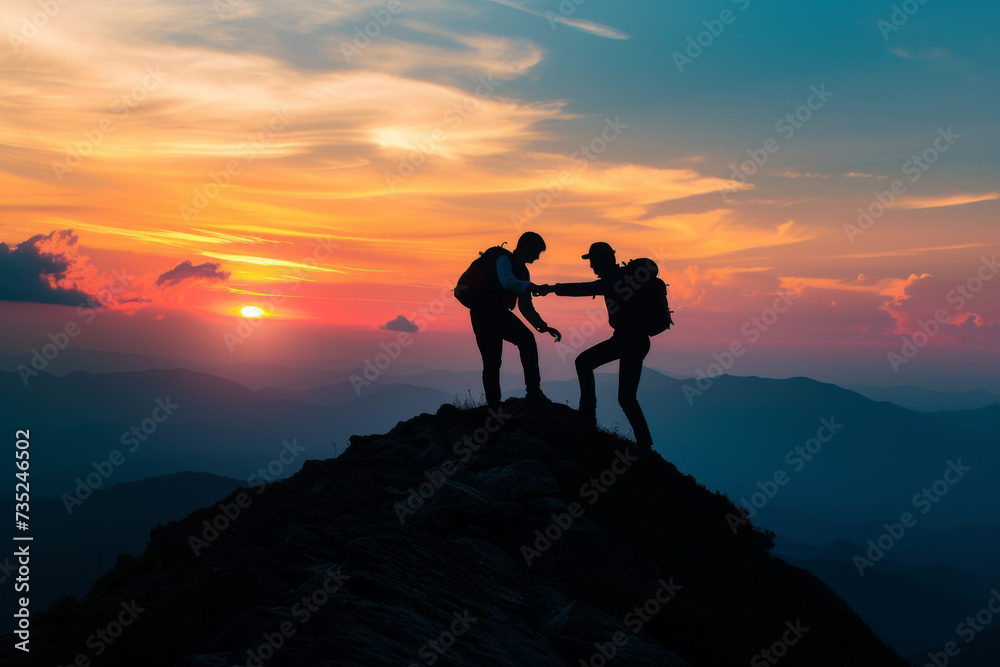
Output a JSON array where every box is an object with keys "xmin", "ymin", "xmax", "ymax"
[
  {"xmin": 618, "ymin": 258, "xmax": 674, "ymax": 336},
  {"xmin": 454, "ymin": 244, "xmax": 512, "ymax": 308}
]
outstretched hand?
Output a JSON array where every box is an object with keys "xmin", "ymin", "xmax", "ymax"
[
  {"xmin": 543, "ymin": 326, "xmax": 562, "ymax": 343},
  {"xmin": 532, "ymin": 284, "xmax": 553, "ymax": 296}
]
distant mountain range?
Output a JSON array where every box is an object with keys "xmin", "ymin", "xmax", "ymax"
[
  {"xmin": 10, "ymin": 359, "xmax": 999, "ymax": 527},
  {"xmin": 4, "ymin": 347, "xmax": 998, "ymax": 410},
  {"xmin": 2, "ymin": 347, "xmax": 997, "ymax": 660},
  {"xmin": 2, "ymin": 472, "xmax": 241, "ymax": 615},
  {"xmin": 0, "ymin": 367, "xmax": 453, "ymax": 497},
  {"xmin": 772, "ymin": 529, "xmax": 1000, "ymax": 655},
  {"xmin": 843, "ymin": 383, "xmax": 1000, "ymax": 413},
  {"xmin": 909, "ymin": 625, "xmax": 1000, "ymax": 667}
]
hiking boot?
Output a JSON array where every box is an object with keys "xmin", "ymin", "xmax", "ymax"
[{"xmin": 525, "ymin": 388, "xmax": 553, "ymax": 404}]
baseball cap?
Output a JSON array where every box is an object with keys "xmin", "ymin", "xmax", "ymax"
[{"xmin": 582, "ymin": 242, "xmax": 615, "ymax": 260}]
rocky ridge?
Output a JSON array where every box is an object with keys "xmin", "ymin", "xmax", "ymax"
[{"xmin": 14, "ymin": 399, "xmax": 905, "ymax": 666}]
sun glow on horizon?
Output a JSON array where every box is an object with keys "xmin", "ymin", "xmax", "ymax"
[{"xmin": 240, "ymin": 305, "xmax": 266, "ymax": 318}]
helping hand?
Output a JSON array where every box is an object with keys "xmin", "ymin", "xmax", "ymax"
[
  {"xmin": 543, "ymin": 326, "xmax": 562, "ymax": 343},
  {"xmin": 531, "ymin": 284, "xmax": 553, "ymax": 296}
]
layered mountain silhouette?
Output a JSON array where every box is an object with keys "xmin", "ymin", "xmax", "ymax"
[
  {"xmin": 911, "ymin": 625, "xmax": 1000, "ymax": 667},
  {"xmin": 2, "ymin": 472, "xmax": 241, "ymax": 615},
  {"xmin": 8, "ymin": 399, "xmax": 905, "ymax": 666},
  {"xmin": 0, "ymin": 367, "xmax": 453, "ymax": 496},
  {"xmin": 843, "ymin": 383, "xmax": 1000, "ymax": 413},
  {"xmin": 776, "ymin": 543, "xmax": 997, "ymax": 656}
]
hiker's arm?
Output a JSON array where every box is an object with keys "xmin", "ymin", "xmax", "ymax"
[
  {"xmin": 518, "ymin": 293, "xmax": 562, "ymax": 341},
  {"xmin": 551, "ymin": 280, "xmax": 603, "ymax": 297},
  {"xmin": 496, "ymin": 255, "xmax": 530, "ymax": 293},
  {"xmin": 517, "ymin": 292, "xmax": 547, "ymax": 331}
]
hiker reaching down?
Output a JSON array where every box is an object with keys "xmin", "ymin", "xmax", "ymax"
[{"xmin": 455, "ymin": 232, "xmax": 561, "ymax": 407}]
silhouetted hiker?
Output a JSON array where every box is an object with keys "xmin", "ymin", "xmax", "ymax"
[
  {"xmin": 535, "ymin": 242, "xmax": 672, "ymax": 451},
  {"xmin": 455, "ymin": 232, "xmax": 562, "ymax": 407}
]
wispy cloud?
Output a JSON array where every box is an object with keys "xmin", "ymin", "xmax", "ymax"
[
  {"xmin": 200, "ymin": 252, "xmax": 349, "ymax": 273},
  {"xmin": 65, "ymin": 222, "xmax": 281, "ymax": 247},
  {"xmin": 890, "ymin": 47, "xmax": 951, "ymax": 61},
  {"xmin": 632, "ymin": 214, "xmax": 817, "ymax": 260},
  {"xmin": 779, "ymin": 273, "xmax": 932, "ymax": 304},
  {"xmin": 833, "ymin": 243, "xmax": 992, "ymax": 259},
  {"xmin": 842, "ymin": 171, "xmax": 886, "ymax": 179},
  {"xmin": 895, "ymin": 192, "xmax": 1000, "ymax": 209},
  {"xmin": 483, "ymin": 0, "xmax": 630, "ymax": 39},
  {"xmin": 772, "ymin": 169, "xmax": 833, "ymax": 179}
]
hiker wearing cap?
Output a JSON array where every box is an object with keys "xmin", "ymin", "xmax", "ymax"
[
  {"xmin": 534, "ymin": 242, "xmax": 657, "ymax": 451},
  {"xmin": 456, "ymin": 232, "xmax": 562, "ymax": 407}
]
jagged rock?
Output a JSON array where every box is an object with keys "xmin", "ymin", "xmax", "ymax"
[
  {"xmin": 537, "ymin": 599, "xmax": 690, "ymax": 666},
  {"xmin": 494, "ymin": 427, "xmax": 553, "ymax": 460},
  {"xmin": 471, "ymin": 459, "xmax": 561, "ymax": 501}
]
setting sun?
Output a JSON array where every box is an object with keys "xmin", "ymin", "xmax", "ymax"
[{"xmin": 240, "ymin": 305, "xmax": 265, "ymax": 318}]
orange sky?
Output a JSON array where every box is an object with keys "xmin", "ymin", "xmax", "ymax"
[{"xmin": 1, "ymin": 0, "xmax": 998, "ymax": 390}]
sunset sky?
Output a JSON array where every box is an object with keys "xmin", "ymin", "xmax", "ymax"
[{"xmin": 1, "ymin": 0, "xmax": 998, "ymax": 391}]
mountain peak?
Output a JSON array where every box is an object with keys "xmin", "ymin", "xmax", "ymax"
[{"xmin": 18, "ymin": 399, "xmax": 905, "ymax": 666}]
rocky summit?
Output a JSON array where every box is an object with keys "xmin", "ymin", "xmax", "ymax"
[{"xmin": 15, "ymin": 399, "xmax": 905, "ymax": 666}]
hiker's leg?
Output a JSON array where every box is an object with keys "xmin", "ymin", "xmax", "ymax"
[
  {"xmin": 575, "ymin": 337, "xmax": 621, "ymax": 414},
  {"xmin": 500, "ymin": 310, "xmax": 540, "ymax": 392},
  {"xmin": 471, "ymin": 307, "xmax": 504, "ymax": 406},
  {"xmin": 618, "ymin": 333, "xmax": 653, "ymax": 450}
]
